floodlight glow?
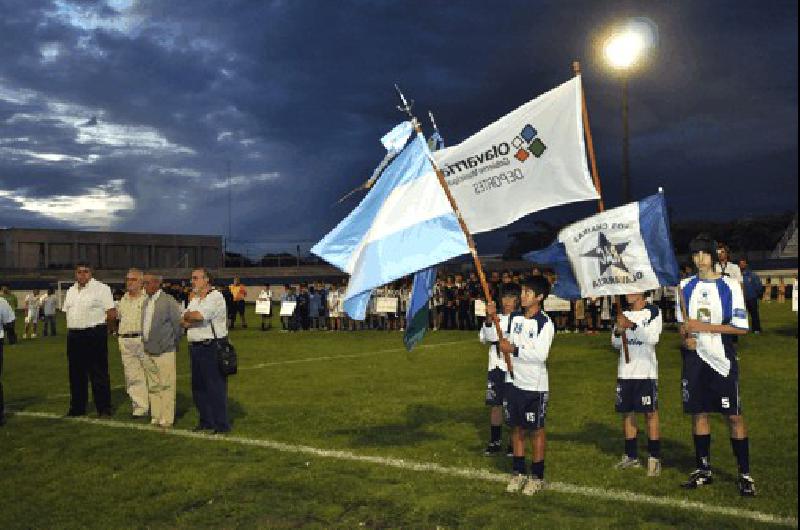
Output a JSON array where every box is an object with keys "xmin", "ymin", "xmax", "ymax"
[
  {"xmin": 603, "ymin": 20, "xmax": 654, "ymax": 70},
  {"xmin": 604, "ymin": 30, "xmax": 645, "ymax": 69}
]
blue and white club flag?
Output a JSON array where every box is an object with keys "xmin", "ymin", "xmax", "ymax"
[
  {"xmin": 312, "ymin": 132, "xmax": 470, "ymax": 320},
  {"xmin": 524, "ymin": 193, "xmax": 680, "ymax": 299}
]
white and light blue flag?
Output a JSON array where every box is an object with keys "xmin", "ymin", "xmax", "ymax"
[
  {"xmin": 524, "ymin": 193, "xmax": 680, "ymax": 299},
  {"xmin": 312, "ymin": 126, "xmax": 470, "ymax": 319},
  {"xmin": 432, "ymin": 76, "xmax": 600, "ymax": 234}
]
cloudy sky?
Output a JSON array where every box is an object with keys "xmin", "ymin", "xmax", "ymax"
[{"xmin": 0, "ymin": 0, "xmax": 796, "ymax": 256}]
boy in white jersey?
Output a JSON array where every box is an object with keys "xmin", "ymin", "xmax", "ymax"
[
  {"xmin": 480, "ymin": 285, "xmax": 521, "ymax": 456},
  {"xmin": 677, "ymin": 233, "xmax": 754, "ymax": 496},
  {"xmin": 498, "ymin": 276, "xmax": 554, "ymax": 495},
  {"xmin": 611, "ymin": 291, "xmax": 663, "ymax": 477}
]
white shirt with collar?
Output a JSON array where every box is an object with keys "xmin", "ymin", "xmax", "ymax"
[
  {"xmin": 142, "ymin": 289, "xmax": 162, "ymax": 341},
  {"xmin": 63, "ymin": 278, "xmax": 114, "ymax": 330},
  {"xmin": 185, "ymin": 289, "xmax": 228, "ymax": 342}
]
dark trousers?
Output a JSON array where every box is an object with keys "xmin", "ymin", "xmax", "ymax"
[
  {"xmin": 444, "ymin": 306, "xmax": 456, "ymax": 330},
  {"xmin": 1, "ymin": 339, "xmax": 4, "ymax": 416},
  {"xmin": 3, "ymin": 322, "xmax": 16, "ymax": 345},
  {"xmin": 745, "ymin": 298, "xmax": 761, "ymax": 332},
  {"xmin": 66, "ymin": 325, "xmax": 112, "ymax": 415},
  {"xmin": 43, "ymin": 315, "xmax": 57, "ymax": 336},
  {"xmin": 189, "ymin": 342, "xmax": 230, "ymax": 431}
]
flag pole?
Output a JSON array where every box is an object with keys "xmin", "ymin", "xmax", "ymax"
[
  {"xmin": 395, "ymin": 86, "xmax": 516, "ymax": 377},
  {"xmin": 573, "ymin": 61, "xmax": 630, "ymax": 363}
]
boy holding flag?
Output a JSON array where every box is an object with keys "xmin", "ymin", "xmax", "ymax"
[
  {"xmin": 480, "ymin": 285, "xmax": 521, "ymax": 457},
  {"xmin": 498, "ymin": 276, "xmax": 554, "ymax": 495},
  {"xmin": 611, "ymin": 291, "xmax": 663, "ymax": 477}
]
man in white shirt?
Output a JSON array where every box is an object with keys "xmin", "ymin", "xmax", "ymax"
[
  {"xmin": 116, "ymin": 269, "xmax": 148, "ymax": 418},
  {"xmin": 714, "ymin": 243, "xmax": 743, "ymax": 286},
  {"xmin": 42, "ymin": 288, "xmax": 58, "ymax": 336},
  {"xmin": 61, "ymin": 263, "xmax": 116, "ymax": 417},
  {"xmin": 23, "ymin": 289, "xmax": 42, "ymax": 339},
  {"xmin": 182, "ymin": 267, "xmax": 230, "ymax": 433},
  {"xmin": 0, "ymin": 296, "xmax": 15, "ymax": 426}
]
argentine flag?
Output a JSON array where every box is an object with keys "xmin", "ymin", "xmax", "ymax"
[
  {"xmin": 312, "ymin": 127, "xmax": 470, "ymax": 320},
  {"xmin": 524, "ymin": 193, "xmax": 680, "ymax": 299}
]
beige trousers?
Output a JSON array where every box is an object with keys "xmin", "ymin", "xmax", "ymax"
[
  {"xmin": 142, "ymin": 350, "xmax": 176, "ymax": 427},
  {"xmin": 118, "ymin": 337, "xmax": 149, "ymax": 416}
]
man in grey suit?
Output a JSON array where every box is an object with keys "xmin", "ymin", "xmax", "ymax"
[{"xmin": 141, "ymin": 273, "xmax": 183, "ymax": 428}]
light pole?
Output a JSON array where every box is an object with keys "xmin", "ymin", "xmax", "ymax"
[{"xmin": 603, "ymin": 21, "xmax": 654, "ymax": 204}]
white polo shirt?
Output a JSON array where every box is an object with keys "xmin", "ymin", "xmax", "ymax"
[
  {"xmin": 185, "ymin": 289, "xmax": 228, "ymax": 341},
  {"xmin": 63, "ymin": 278, "xmax": 115, "ymax": 330}
]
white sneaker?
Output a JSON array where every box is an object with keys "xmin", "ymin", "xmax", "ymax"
[
  {"xmin": 506, "ymin": 473, "xmax": 527, "ymax": 493},
  {"xmin": 614, "ymin": 454, "xmax": 642, "ymax": 469},
  {"xmin": 647, "ymin": 457, "xmax": 661, "ymax": 477},
  {"xmin": 31, "ymin": 333, "xmax": 37, "ymax": 338},
  {"xmin": 522, "ymin": 477, "xmax": 545, "ymax": 495}
]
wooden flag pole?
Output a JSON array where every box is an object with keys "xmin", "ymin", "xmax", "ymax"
[{"xmin": 573, "ymin": 61, "xmax": 630, "ymax": 363}]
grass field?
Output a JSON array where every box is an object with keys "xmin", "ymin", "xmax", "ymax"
[{"xmin": 1, "ymin": 302, "xmax": 797, "ymax": 529}]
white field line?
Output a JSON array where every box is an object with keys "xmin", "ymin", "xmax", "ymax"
[
  {"xmin": 26, "ymin": 339, "xmax": 477, "ymax": 400},
  {"xmin": 11, "ymin": 411, "xmax": 798, "ymax": 528}
]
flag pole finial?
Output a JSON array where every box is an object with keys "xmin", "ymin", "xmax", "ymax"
[
  {"xmin": 394, "ymin": 84, "xmax": 414, "ymax": 120},
  {"xmin": 428, "ymin": 110, "xmax": 439, "ymax": 132}
]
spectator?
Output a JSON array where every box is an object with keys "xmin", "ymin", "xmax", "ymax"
[
  {"xmin": 182, "ymin": 267, "xmax": 230, "ymax": 433},
  {"xmin": 257, "ymin": 284, "xmax": 272, "ymax": 331},
  {"xmin": 309, "ymin": 285, "xmax": 321, "ymax": 330},
  {"xmin": 229, "ymin": 276, "xmax": 248, "ymax": 329},
  {"xmin": 280, "ymin": 285, "xmax": 296, "ymax": 331},
  {"xmin": 220, "ymin": 284, "xmax": 235, "ymax": 329},
  {"xmin": 715, "ymin": 243, "xmax": 743, "ymax": 286},
  {"xmin": 739, "ymin": 259, "xmax": 763, "ymax": 334},
  {"xmin": 116, "ymin": 269, "xmax": 148, "ymax": 418},
  {"xmin": 295, "ymin": 284, "xmax": 310, "ymax": 331},
  {"xmin": 141, "ymin": 273, "xmax": 182, "ymax": 429},
  {"xmin": 23, "ymin": 288, "xmax": 42, "ymax": 339},
  {"xmin": 62, "ymin": 263, "xmax": 116, "ymax": 417},
  {"xmin": 42, "ymin": 288, "xmax": 58, "ymax": 337},
  {"xmin": 0, "ymin": 295, "xmax": 14, "ymax": 426}
]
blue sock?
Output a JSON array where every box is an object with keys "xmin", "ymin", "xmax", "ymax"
[
  {"xmin": 625, "ymin": 437, "xmax": 638, "ymax": 459},
  {"xmin": 531, "ymin": 460, "xmax": 545, "ymax": 479},
  {"xmin": 694, "ymin": 434, "xmax": 711, "ymax": 470},
  {"xmin": 512, "ymin": 456, "xmax": 526, "ymax": 474},
  {"xmin": 648, "ymin": 438, "xmax": 661, "ymax": 459},
  {"xmin": 490, "ymin": 425, "xmax": 502, "ymax": 444},
  {"xmin": 730, "ymin": 437, "xmax": 750, "ymax": 475}
]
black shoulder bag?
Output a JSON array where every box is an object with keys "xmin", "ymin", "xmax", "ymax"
[{"xmin": 210, "ymin": 321, "xmax": 237, "ymax": 376}]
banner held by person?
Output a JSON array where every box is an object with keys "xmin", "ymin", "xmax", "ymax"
[
  {"xmin": 432, "ymin": 76, "xmax": 600, "ymax": 234},
  {"xmin": 312, "ymin": 125, "xmax": 470, "ymax": 320},
  {"xmin": 524, "ymin": 191, "xmax": 680, "ymax": 299}
]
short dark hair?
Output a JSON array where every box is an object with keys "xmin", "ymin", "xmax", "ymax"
[
  {"xmin": 501, "ymin": 285, "xmax": 521, "ymax": 298},
  {"xmin": 75, "ymin": 262, "xmax": 92, "ymax": 270},
  {"xmin": 689, "ymin": 233, "xmax": 719, "ymax": 264},
  {"xmin": 192, "ymin": 267, "xmax": 213, "ymax": 282},
  {"xmin": 521, "ymin": 275, "xmax": 551, "ymax": 300}
]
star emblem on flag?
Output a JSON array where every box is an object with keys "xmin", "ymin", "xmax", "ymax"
[{"xmin": 581, "ymin": 232, "xmax": 630, "ymax": 275}]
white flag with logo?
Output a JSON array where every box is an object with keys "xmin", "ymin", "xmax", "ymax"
[{"xmin": 433, "ymin": 76, "xmax": 599, "ymax": 234}]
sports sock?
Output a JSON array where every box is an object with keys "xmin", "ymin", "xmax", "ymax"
[
  {"xmin": 490, "ymin": 425, "xmax": 502, "ymax": 444},
  {"xmin": 512, "ymin": 456, "xmax": 526, "ymax": 475},
  {"xmin": 624, "ymin": 437, "xmax": 638, "ymax": 459},
  {"xmin": 730, "ymin": 437, "xmax": 750, "ymax": 475},
  {"xmin": 693, "ymin": 434, "xmax": 711, "ymax": 470},
  {"xmin": 531, "ymin": 460, "xmax": 545, "ymax": 479},
  {"xmin": 647, "ymin": 438, "xmax": 661, "ymax": 459}
]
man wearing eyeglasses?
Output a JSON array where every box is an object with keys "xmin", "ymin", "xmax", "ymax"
[
  {"xmin": 116, "ymin": 268, "xmax": 149, "ymax": 418},
  {"xmin": 62, "ymin": 263, "xmax": 116, "ymax": 417}
]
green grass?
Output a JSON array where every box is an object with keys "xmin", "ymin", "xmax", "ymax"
[{"xmin": 1, "ymin": 303, "xmax": 796, "ymax": 528}]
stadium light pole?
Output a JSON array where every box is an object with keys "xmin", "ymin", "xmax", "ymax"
[{"xmin": 603, "ymin": 20, "xmax": 654, "ymax": 204}]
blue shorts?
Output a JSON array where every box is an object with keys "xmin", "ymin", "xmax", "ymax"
[
  {"xmin": 504, "ymin": 385, "xmax": 548, "ymax": 430},
  {"xmin": 615, "ymin": 378, "xmax": 658, "ymax": 413},
  {"xmin": 681, "ymin": 347, "xmax": 742, "ymax": 416},
  {"xmin": 485, "ymin": 368, "xmax": 510, "ymax": 406}
]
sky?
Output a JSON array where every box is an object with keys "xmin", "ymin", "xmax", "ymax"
[{"xmin": 0, "ymin": 0, "xmax": 796, "ymax": 257}]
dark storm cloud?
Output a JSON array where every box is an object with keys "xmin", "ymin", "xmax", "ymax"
[{"xmin": 0, "ymin": 0, "xmax": 795, "ymax": 253}]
